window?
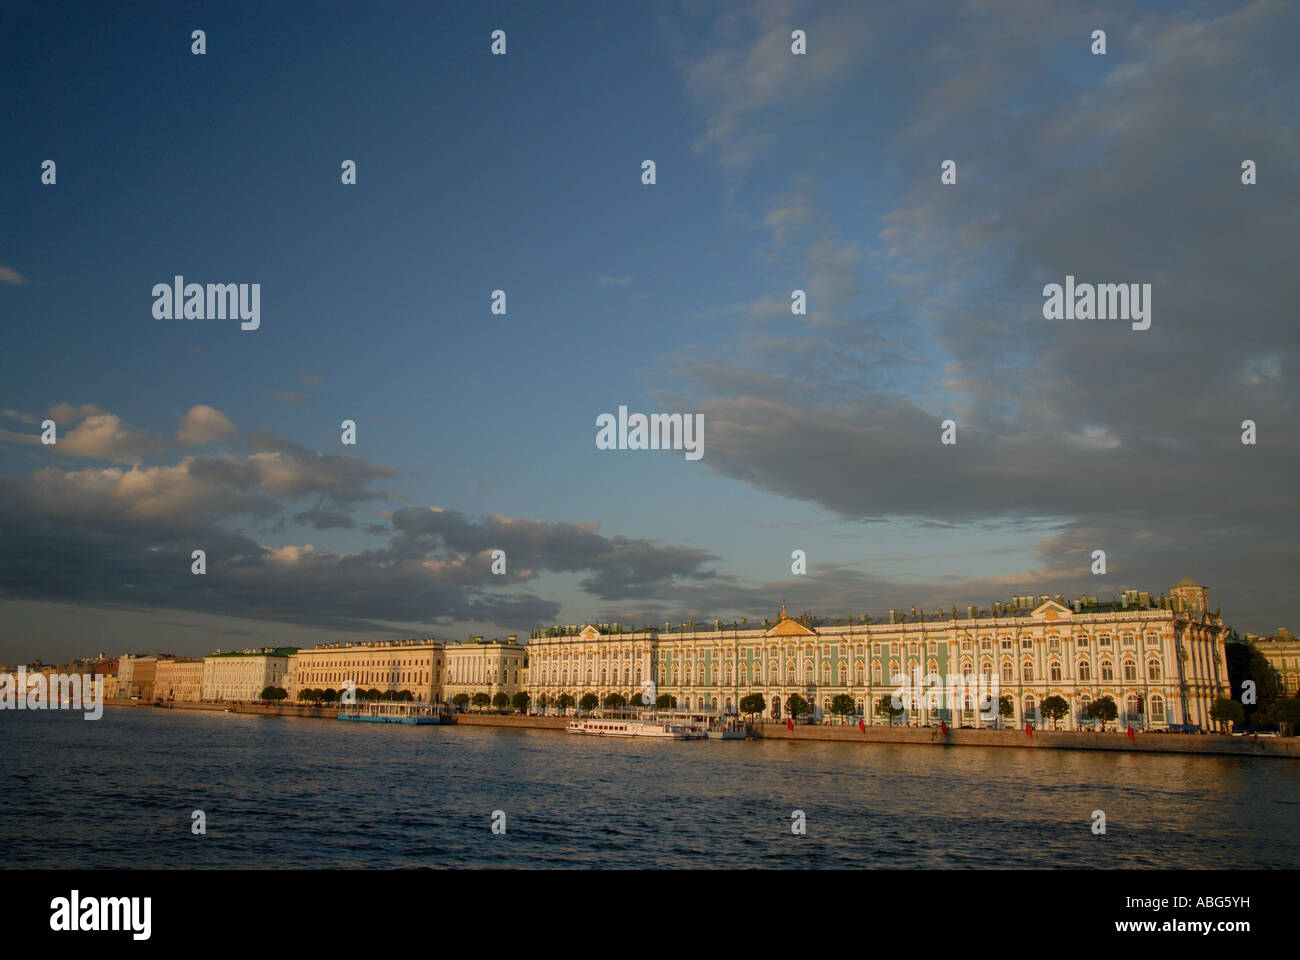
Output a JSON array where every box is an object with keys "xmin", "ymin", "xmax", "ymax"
[
  {"xmin": 1050, "ymin": 661, "xmax": 1062, "ymax": 682},
  {"xmin": 1147, "ymin": 660, "xmax": 1161, "ymax": 681},
  {"xmin": 1022, "ymin": 661, "xmax": 1034, "ymax": 682},
  {"xmin": 1123, "ymin": 660, "xmax": 1137, "ymax": 682},
  {"xmin": 1099, "ymin": 635, "xmax": 1112, "ymax": 648},
  {"xmin": 1077, "ymin": 635, "xmax": 1089, "ymax": 647},
  {"xmin": 1078, "ymin": 660, "xmax": 1091, "ymax": 682},
  {"xmin": 1150, "ymin": 695, "xmax": 1165, "ymax": 721},
  {"xmin": 981, "ymin": 640, "xmax": 992, "ymax": 652},
  {"xmin": 1001, "ymin": 662, "xmax": 1013, "ymax": 684},
  {"xmin": 1100, "ymin": 661, "xmax": 1114, "ymax": 682},
  {"xmin": 1001, "ymin": 639, "xmax": 1013, "ymax": 651},
  {"xmin": 1048, "ymin": 636, "xmax": 1060, "ymax": 651},
  {"xmin": 1021, "ymin": 639, "xmax": 1033, "ymax": 651}
]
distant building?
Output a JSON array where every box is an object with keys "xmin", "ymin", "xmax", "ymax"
[
  {"xmin": 444, "ymin": 636, "xmax": 526, "ymax": 705},
  {"xmin": 200, "ymin": 648, "xmax": 296, "ymax": 702},
  {"xmin": 154, "ymin": 658, "xmax": 204, "ymax": 702},
  {"xmin": 1250, "ymin": 627, "xmax": 1300, "ymax": 696},
  {"xmin": 526, "ymin": 578, "xmax": 1230, "ymax": 730},
  {"xmin": 293, "ymin": 639, "xmax": 442, "ymax": 702},
  {"xmin": 117, "ymin": 655, "xmax": 157, "ymax": 699}
]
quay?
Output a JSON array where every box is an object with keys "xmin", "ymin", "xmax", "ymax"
[{"xmin": 101, "ymin": 699, "xmax": 1300, "ymax": 757}]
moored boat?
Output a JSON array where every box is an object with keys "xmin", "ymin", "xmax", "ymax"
[
  {"xmin": 565, "ymin": 717, "xmax": 707, "ymax": 739},
  {"xmin": 337, "ymin": 701, "xmax": 454, "ymax": 725}
]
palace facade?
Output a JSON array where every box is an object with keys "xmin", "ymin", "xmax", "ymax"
[
  {"xmin": 291, "ymin": 638, "xmax": 443, "ymax": 702},
  {"xmin": 443, "ymin": 636, "xmax": 526, "ymax": 705},
  {"xmin": 525, "ymin": 578, "xmax": 1230, "ymax": 730}
]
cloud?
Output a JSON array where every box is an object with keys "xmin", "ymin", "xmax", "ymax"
[
  {"xmin": 270, "ymin": 390, "xmax": 314, "ymax": 406},
  {"xmin": 177, "ymin": 405, "xmax": 238, "ymax": 445},
  {"xmin": 299, "ymin": 375, "xmax": 325, "ymax": 385},
  {"xmin": 0, "ymin": 265, "xmax": 27, "ymax": 285},
  {"xmin": 652, "ymin": 0, "xmax": 1300, "ymax": 631},
  {"xmin": 0, "ymin": 462, "xmax": 721, "ymax": 633},
  {"xmin": 59, "ymin": 413, "xmax": 166, "ymax": 462},
  {"xmin": 2, "ymin": 409, "xmax": 38, "ymax": 424}
]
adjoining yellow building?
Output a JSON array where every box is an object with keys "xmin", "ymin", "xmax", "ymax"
[
  {"xmin": 526, "ymin": 578, "xmax": 1231, "ymax": 730},
  {"xmin": 1250, "ymin": 627, "xmax": 1300, "ymax": 695},
  {"xmin": 292, "ymin": 638, "xmax": 443, "ymax": 702},
  {"xmin": 154, "ymin": 658, "xmax": 204, "ymax": 702},
  {"xmin": 443, "ymin": 636, "xmax": 527, "ymax": 706},
  {"xmin": 116, "ymin": 655, "xmax": 157, "ymax": 699}
]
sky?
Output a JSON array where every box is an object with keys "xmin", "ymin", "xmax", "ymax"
[{"xmin": 1, "ymin": 0, "xmax": 1296, "ymax": 662}]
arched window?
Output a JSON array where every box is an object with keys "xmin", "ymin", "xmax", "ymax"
[
  {"xmin": 1123, "ymin": 660, "xmax": 1137, "ymax": 682},
  {"xmin": 1022, "ymin": 660, "xmax": 1034, "ymax": 682},
  {"xmin": 1023, "ymin": 694, "xmax": 1036, "ymax": 722},
  {"xmin": 1001, "ymin": 661, "xmax": 1013, "ymax": 684},
  {"xmin": 1077, "ymin": 660, "xmax": 1091, "ymax": 682},
  {"xmin": 1125, "ymin": 693, "xmax": 1140, "ymax": 720},
  {"xmin": 871, "ymin": 662, "xmax": 881, "ymax": 685},
  {"xmin": 1147, "ymin": 660, "xmax": 1161, "ymax": 681},
  {"xmin": 1100, "ymin": 660, "xmax": 1114, "ymax": 681},
  {"xmin": 1050, "ymin": 661, "xmax": 1062, "ymax": 682},
  {"xmin": 1150, "ymin": 695, "xmax": 1165, "ymax": 721}
]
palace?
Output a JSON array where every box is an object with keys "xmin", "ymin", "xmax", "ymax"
[{"xmin": 525, "ymin": 577, "xmax": 1230, "ymax": 730}]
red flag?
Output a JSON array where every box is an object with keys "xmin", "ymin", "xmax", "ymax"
[
  {"xmin": 1127, "ymin": 724, "xmax": 1135, "ymax": 742},
  {"xmin": 858, "ymin": 718, "xmax": 866, "ymax": 733},
  {"xmin": 1025, "ymin": 721, "xmax": 1032, "ymax": 738},
  {"xmin": 787, "ymin": 716, "xmax": 793, "ymax": 732},
  {"xmin": 940, "ymin": 720, "xmax": 947, "ymax": 734}
]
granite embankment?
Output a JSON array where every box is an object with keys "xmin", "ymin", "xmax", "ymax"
[{"xmin": 102, "ymin": 700, "xmax": 1297, "ymax": 757}]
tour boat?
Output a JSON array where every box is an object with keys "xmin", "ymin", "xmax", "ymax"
[
  {"xmin": 337, "ymin": 701, "xmax": 453, "ymax": 725},
  {"xmin": 565, "ymin": 717, "xmax": 708, "ymax": 739}
]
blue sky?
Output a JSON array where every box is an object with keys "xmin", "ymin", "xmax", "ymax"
[{"xmin": 2, "ymin": 0, "xmax": 1296, "ymax": 660}]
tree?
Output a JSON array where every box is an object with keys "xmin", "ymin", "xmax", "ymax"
[
  {"xmin": 1085, "ymin": 696, "xmax": 1118, "ymax": 731},
  {"xmin": 829, "ymin": 694, "xmax": 856, "ymax": 720},
  {"xmin": 555, "ymin": 693, "xmax": 575, "ymax": 713},
  {"xmin": 1210, "ymin": 696, "xmax": 1245, "ymax": 732},
  {"xmin": 1226, "ymin": 640, "xmax": 1281, "ymax": 723},
  {"xmin": 491, "ymin": 692, "xmax": 510, "ymax": 711},
  {"xmin": 452, "ymin": 693, "xmax": 470, "ymax": 712},
  {"xmin": 321, "ymin": 688, "xmax": 338, "ymax": 703},
  {"xmin": 602, "ymin": 692, "xmax": 627, "ymax": 709},
  {"xmin": 997, "ymin": 695, "xmax": 1014, "ymax": 729},
  {"xmin": 1266, "ymin": 696, "xmax": 1300, "ymax": 735},
  {"xmin": 471, "ymin": 692, "xmax": 491, "ymax": 711},
  {"xmin": 259, "ymin": 686, "xmax": 278, "ymax": 700},
  {"xmin": 655, "ymin": 693, "xmax": 677, "ymax": 710},
  {"xmin": 785, "ymin": 693, "xmax": 810, "ymax": 721},
  {"xmin": 297, "ymin": 688, "xmax": 313, "ymax": 702},
  {"xmin": 875, "ymin": 695, "xmax": 903, "ymax": 726},
  {"xmin": 1040, "ymin": 695, "xmax": 1069, "ymax": 730},
  {"xmin": 579, "ymin": 693, "xmax": 599, "ymax": 713},
  {"xmin": 512, "ymin": 691, "xmax": 531, "ymax": 713},
  {"xmin": 739, "ymin": 693, "xmax": 766, "ymax": 720}
]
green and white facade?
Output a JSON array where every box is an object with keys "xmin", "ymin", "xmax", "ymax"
[{"xmin": 525, "ymin": 578, "xmax": 1230, "ymax": 730}]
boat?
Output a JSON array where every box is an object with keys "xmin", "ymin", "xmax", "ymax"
[
  {"xmin": 337, "ymin": 701, "xmax": 454, "ymax": 725},
  {"xmin": 565, "ymin": 716, "xmax": 708, "ymax": 739}
]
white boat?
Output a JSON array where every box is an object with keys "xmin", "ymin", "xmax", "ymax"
[{"xmin": 565, "ymin": 717, "xmax": 708, "ymax": 739}]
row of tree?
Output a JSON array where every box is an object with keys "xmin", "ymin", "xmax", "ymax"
[{"xmin": 292, "ymin": 687, "xmax": 416, "ymax": 703}]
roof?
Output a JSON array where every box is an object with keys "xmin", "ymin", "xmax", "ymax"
[{"xmin": 1174, "ymin": 575, "xmax": 1201, "ymax": 588}]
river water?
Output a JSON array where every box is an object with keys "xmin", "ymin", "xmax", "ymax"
[{"xmin": 4, "ymin": 707, "xmax": 1297, "ymax": 868}]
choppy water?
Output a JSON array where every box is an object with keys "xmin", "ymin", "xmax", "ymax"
[{"xmin": 3, "ymin": 707, "xmax": 1297, "ymax": 868}]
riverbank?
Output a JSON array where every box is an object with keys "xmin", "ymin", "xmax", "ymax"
[{"xmin": 103, "ymin": 700, "xmax": 1299, "ymax": 757}]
